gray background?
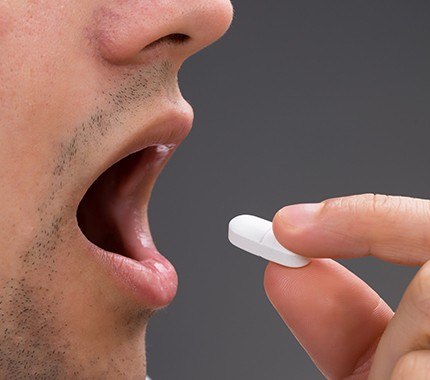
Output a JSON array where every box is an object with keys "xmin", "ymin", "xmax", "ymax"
[{"xmin": 148, "ymin": 1, "xmax": 430, "ymax": 379}]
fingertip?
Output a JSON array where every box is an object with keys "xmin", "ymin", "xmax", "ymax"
[
  {"xmin": 263, "ymin": 259, "xmax": 392, "ymax": 379},
  {"xmin": 263, "ymin": 262, "xmax": 285, "ymax": 304},
  {"xmin": 264, "ymin": 260, "xmax": 318, "ymax": 311},
  {"xmin": 264, "ymin": 261, "xmax": 284, "ymax": 287},
  {"xmin": 272, "ymin": 209, "xmax": 301, "ymax": 248},
  {"xmin": 276, "ymin": 204, "xmax": 324, "ymax": 228},
  {"xmin": 272, "ymin": 209, "xmax": 320, "ymax": 258},
  {"xmin": 272, "ymin": 203, "xmax": 364, "ymax": 259}
]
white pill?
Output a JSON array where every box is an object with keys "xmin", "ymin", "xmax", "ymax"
[{"xmin": 228, "ymin": 215, "xmax": 310, "ymax": 268}]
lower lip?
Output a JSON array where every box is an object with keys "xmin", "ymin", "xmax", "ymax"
[{"xmin": 88, "ymin": 242, "xmax": 178, "ymax": 309}]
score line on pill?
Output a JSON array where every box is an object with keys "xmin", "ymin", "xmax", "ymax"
[{"xmin": 228, "ymin": 215, "xmax": 310, "ymax": 268}]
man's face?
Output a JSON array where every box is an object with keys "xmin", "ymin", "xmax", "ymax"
[{"xmin": 0, "ymin": 1, "xmax": 232, "ymax": 377}]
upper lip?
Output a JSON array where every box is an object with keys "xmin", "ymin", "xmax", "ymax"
[
  {"xmin": 73, "ymin": 97, "xmax": 194, "ymax": 212},
  {"xmin": 83, "ymin": 101, "xmax": 193, "ymax": 203}
]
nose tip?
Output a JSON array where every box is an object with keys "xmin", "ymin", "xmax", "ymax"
[
  {"xmin": 94, "ymin": 0, "xmax": 233, "ymax": 65},
  {"xmin": 190, "ymin": 0, "xmax": 234, "ymax": 50}
]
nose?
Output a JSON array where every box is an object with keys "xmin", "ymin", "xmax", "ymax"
[{"xmin": 94, "ymin": 0, "xmax": 234, "ymax": 65}]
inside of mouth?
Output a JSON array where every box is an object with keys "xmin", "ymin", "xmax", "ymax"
[{"xmin": 77, "ymin": 147, "xmax": 157, "ymax": 259}]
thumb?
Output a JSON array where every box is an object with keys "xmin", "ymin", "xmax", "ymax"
[{"xmin": 272, "ymin": 194, "xmax": 430, "ymax": 265}]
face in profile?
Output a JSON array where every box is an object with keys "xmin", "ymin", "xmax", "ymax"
[{"xmin": 0, "ymin": 1, "xmax": 232, "ymax": 377}]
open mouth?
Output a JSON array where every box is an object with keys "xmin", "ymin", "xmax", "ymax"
[
  {"xmin": 76, "ymin": 115, "xmax": 192, "ymax": 309},
  {"xmin": 77, "ymin": 145, "xmax": 173, "ymax": 260}
]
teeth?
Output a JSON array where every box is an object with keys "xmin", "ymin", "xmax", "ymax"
[{"xmin": 156, "ymin": 144, "xmax": 176, "ymax": 153}]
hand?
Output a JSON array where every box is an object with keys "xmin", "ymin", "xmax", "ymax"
[{"xmin": 264, "ymin": 194, "xmax": 430, "ymax": 380}]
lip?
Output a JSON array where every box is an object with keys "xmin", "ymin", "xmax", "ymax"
[{"xmin": 76, "ymin": 103, "xmax": 193, "ymax": 309}]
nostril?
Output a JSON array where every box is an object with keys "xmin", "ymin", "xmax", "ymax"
[{"xmin": 145, "ymin": 33, "xmax": 191, "ymax": 51}]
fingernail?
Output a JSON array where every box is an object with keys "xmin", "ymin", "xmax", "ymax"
[{"xmin": 278, "ymin": 203, "xmax": 323, "ymax": 228}]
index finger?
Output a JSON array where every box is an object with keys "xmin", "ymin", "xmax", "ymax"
[{"xmin": 272, "ymin": 194, "xmax": 430, "ymax": 266}]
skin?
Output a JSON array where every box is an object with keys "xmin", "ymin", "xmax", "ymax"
[
  {"xmin": 0, "ymin": 1, "xmax": 232, "ymax": 378},
  {"xmin": 265, "ymin": 194, "xmax": 430, "ymax": 379},
  {"xmin": 6, "ymin": 2, "xmax": 427, "ymax": 379}
]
